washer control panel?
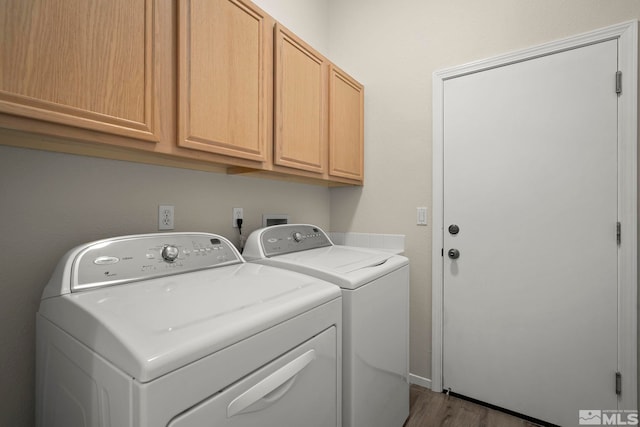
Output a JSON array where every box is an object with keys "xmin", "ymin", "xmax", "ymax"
[
  {"xmin": 72, "ymin": 233, "xmax": 242, "ymax": 292},
  {"xmin": 260, "ymin": 225, "xmax": 332, "ymax": 257}
]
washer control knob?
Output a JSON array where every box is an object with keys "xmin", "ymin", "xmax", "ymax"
[
  {"xmin": 161, "ymin": 245, "xmax": 179, "ymax": 262},
  {"xmin": 293, "ymin": 232, "xmax": 304, "ymax": 242}
]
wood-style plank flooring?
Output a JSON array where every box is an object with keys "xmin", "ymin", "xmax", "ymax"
[{"xmin": 404, "ymin": 385, "xmax": 542, "ymax": 427}]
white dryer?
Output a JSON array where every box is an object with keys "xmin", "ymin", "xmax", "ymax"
[
  {"xmin": 243, "ymin": 224, "xmax": 410, "ymax": 427},
  {"xmin": 36, "ymin": 232, "xmax": 342, "ymax": 427}
]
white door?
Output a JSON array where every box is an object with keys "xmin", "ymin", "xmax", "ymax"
[{"xmin": 442, "ymin": 39, "xmax": 618, "ymax": 426}]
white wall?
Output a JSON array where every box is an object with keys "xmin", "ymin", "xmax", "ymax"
[
  {"xmin": 326, "ymin": 0, "xmax": 640, "ymax": 383},
  {"xmin": 253, "ymin": 0, "xmax": 330, "ymax": 56}
]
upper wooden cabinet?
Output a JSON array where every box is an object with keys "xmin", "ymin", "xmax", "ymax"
[
  {"xmin": 329, "ymin": 65, "xmax": 364, "ymax": 182},
  {"xmin": 273, "ymin": 24, "xmax": 364, "ymax": 184},
  {"xmin": 0, "ymin": 0, "xmax": 160, "ymax": 142},
  {"xmin": 178, "ymin": 0, "xmax": 272, "ymax": 162},
  {"xmin": 0, "ymin": 0, "xmax": 364, "ymax": 185},
  {"xmin": 274, "ymin": 24, "xmax": 328, "ymax": 174}
]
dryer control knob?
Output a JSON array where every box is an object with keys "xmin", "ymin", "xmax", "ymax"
[
  {"xmin": 161, "ymin": 245, "xmax": 179, "ymax": 262},
  {"xmin": 292, "ymin": 232, "xmax": 304, "ymax": 242}
]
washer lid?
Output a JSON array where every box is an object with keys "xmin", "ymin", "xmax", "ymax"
[
  {"xmin": 38, "ymin": 263, "xmax": 340, "ymax": 383},
  {"xmin": 279, "ymin": 245, "xmax": 391, "ymax": 273},
  {"xmin": 264, "ymin": 245, "xmax": 409, "ymax": 289}
]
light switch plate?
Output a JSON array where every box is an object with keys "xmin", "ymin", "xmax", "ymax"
[{"xmin": 417, "ymin": 207, "xmax": 428, "ymax": 226}]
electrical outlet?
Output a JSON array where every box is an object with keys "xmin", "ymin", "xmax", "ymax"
[
  {"xmin": 159, "ymin": 205, "xmax": 174, "ymax": 230},
  {"xmin": 232, "ymin": 207, "xmax": 243, "ymax": 228}
]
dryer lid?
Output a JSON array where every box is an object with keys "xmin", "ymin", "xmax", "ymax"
[{"xmin": 38, "ymin": 262, "xmax": 340, "ymax": 383}]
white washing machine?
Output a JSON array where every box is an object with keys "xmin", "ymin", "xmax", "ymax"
[
  {"xmin": 243, "ymin": 224, "xmax": 410, "ymax": 427},
  {"xmin": 36, "ymin": 232, "xmax": 342, "ymax": 427}
]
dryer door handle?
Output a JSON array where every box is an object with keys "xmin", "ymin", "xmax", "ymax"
[{"xmin": 227, "ymin": 349, "xmax": 317, "ymax": 417}]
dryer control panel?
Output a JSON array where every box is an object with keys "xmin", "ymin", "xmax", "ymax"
[
  {"xmin": 259, "ymin": 224, "xmax": 332, "ymax": 257},
  {"xmin": 70, "ymin": 233, "xmax": 243, "ymax": 292}
]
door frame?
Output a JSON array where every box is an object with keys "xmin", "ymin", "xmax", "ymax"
[{"xmin": 431, "ymin": 21, "xmax": 638, "ymax": 411}]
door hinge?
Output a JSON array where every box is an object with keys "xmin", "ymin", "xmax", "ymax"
[
  {"xmin": 616, "ymin": 71, "xmax": 622, "ymax": 95},
  {"xmin": 616, "ymin": 371, "xmax": 622, "ymax": 395},
  {"xmin": 617, "ymin": 222, "xmax": 621, "ymax": 245}
]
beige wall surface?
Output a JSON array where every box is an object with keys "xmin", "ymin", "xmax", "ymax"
[
  {"xmin": 326, "ymin": 0, "xmax": 640, "ymax": 383},
  {"xmin": 4, "ymin": 1, "xmax": 640, "ymax": 426}
]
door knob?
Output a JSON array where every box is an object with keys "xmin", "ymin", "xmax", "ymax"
[
  {"xmin": 448, "ymin": 224, "xmax": 460, "ymax": 235},
  {"xmin": 448, "ymin": 249, "xmax": 460, "ymax": 259}
]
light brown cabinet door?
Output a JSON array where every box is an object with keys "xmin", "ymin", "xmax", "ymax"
[
  {"xmin": 274, "ymin": 24, "xmax": 328, "ymax": 173},
  {"xmin": 0, "ymin": 0, "xmax": 159, "ymax": 142},
  {"xmin": 329, "ymin": 65, "xmax": 364, "ymax": 182},
  {"xmin": 179, "ymin": 0, "xmax": 270, "ymax": 162}
]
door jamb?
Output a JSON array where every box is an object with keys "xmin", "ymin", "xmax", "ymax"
[{"xmin": 431, "ymin": 21, "xmax": 638, "ymax": 410}]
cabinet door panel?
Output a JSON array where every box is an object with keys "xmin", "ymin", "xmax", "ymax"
[
  {"xmin": 329, "ymin": 66, "xmax": 364, "ymax": 181},
  {"xmin": 0, "ymin": 0, "xmax": 158, "ymax": 142},
  {"xmin": 274, "ymin": 24, "xmax": 327, "ymax": 173},
  {"xmin": 179, "ymin": 0, "xmax": 269, "ymax": 162}
]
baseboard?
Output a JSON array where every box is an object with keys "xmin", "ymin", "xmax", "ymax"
[{"xmin": 409, "ymin": 374, "xmax": 432, "ymax": 390}]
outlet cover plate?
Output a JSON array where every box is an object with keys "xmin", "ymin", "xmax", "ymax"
[
  {"xmin": 232, "ymin": 207, "xmax": 243, "ymax": 228},
  {"xmin": 159, "ymin": 205, "xmax": 175, "ymax": 230}
]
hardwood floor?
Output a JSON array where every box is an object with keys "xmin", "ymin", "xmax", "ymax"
[{"xmin": 404, "ymin": 385, "xmax": 542, "ymax": 427}]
